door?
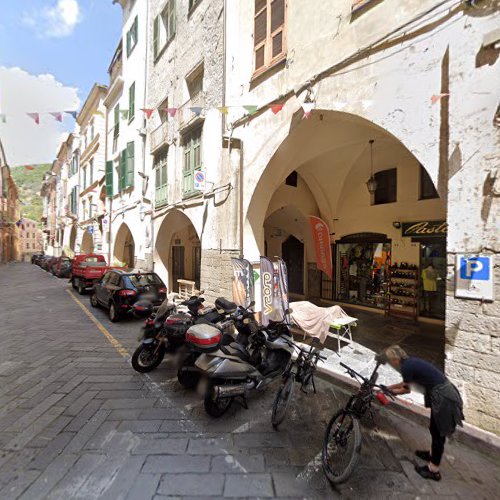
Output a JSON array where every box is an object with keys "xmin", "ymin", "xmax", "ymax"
[
  {"xmin": 282, "ymin": 236, "xmax": 304, "ymax": 295},
  {"xmin": 96, "ymin": 271, "xmax": 111, "ymax": 304},
  {"xmin": 419, "ymin": 240, "xmax": 446, "ymax": 320},
  {"xmin": 172, "ymin": 246, "xmax": 185, "ymax": 292}
]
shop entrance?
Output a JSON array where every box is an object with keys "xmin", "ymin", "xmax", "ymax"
[
  {"xmin": 334, "ymin": 233, "xmax": 391, "ymax": 310},
  {"xmin": 282, "ymin": 236, "xmax": 304, "ymax": 295},
  {"xmin": 419, "ymin": 239, "xmax": 446, "ymax": 320}
]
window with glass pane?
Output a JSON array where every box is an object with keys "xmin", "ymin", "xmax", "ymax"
[
  {"xmin": 154, "ymin": 148, "xmax": 168, "ymax": 206},
  {"xmin": 254, "ymin": 0, "xmax": 286, "ymax": 74},
  {"xmin": 373, "ymin": 168, "xmax": 397, "ymax": 205},
  {"xmin": 419, "ymin": 165, "xmax": 439, "ymax": 200},
  {"xmin": 183, "ymin": 127, "xmax": 202, "ymax": 195},
  {"xmin": 129, "ymin": 82, "xmax": 135, "ymax": 121},
  {"xmin": 126, "ymin": 16, "xmax": 138, "ymax": 57},
  {"xmin": 153, "ymin": 1, "xmax": 176, "ymax": 60}
]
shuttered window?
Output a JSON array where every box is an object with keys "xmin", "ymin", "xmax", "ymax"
[
  {"xmin": 125, "ymin": 141, "xmax": 135, "ymax": 189},
  {"xmin": 183, "ymin": 127, "xmax": 202, "ymax": 196},
  {"xmin": 105, "ymin": 160, "xmax": 113, "ymax": 197},
  {"xmin": 153, "ymin": 0, "xmax": 176, "ymax": 61},
  {"xmin": 126, "ymin": 16, "xmax": 138, "ymax": 57},
  {"xmin": 128, "ymin": 82, "xmax": 135, "ymax": 122},
  {"xmin": 154, "ymin": 148, "xmax": 168, "ymax": 207},
  {"xmin": 254, "ymin": 0, "xmax": 286, "ymax": 74}
]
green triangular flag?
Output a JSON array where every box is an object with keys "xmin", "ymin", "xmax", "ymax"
[
  {"xmin": 243, "ymin": 105, "xmax": 258, "ymax": 115},
  {"xmin": 119, "ymin": 110, "xmax": 129, "ymax": 120}
]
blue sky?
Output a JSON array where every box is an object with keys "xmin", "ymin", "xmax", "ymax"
[
  {"xmin": 0, "ymin": 0, "xmax": 122, "ymax": 99},
  {"xmin": 0, "ymin": 0, "xmax": 123, "ymax": 166}
]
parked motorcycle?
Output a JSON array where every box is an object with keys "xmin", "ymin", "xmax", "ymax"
[
  {"xmin": 185, "ymin": 314, "xmax": 294, "ymax": 417},
  {"xmin": 130, "ymin": 293, "xmax": 236, "ymax": 378}
]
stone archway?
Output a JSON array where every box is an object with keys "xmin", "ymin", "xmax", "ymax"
[
  {"xmin": 114, "ymin": 223, "xmax": 135, "ymax": 268},
  {"xmin": 81, "ymin": 231, "xmax": 94, "ymax": 254},
  {"xmin": 155, "ymin": 210, "xmax": 201, "ymax": 292},
  {"xmin": 69, "ymin": 225, "xmax": 77, "ymax": 254}
]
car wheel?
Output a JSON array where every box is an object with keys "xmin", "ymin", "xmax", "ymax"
[
  {"xmin": 90, "ymin": 293, "xmax": 99, "ymax": 308},
  {"xmin": 77, "ymin": 282, "xmax": 85, "ymax": 295},
  {"xmin": 109, "ymin": 302, "xmax": 120, "ymax": 322}
]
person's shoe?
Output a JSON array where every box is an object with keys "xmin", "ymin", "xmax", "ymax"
[
  {"xmin": 415, "ymin": 464, "xmax": 441, "ymax": 481},
  {"xmin": 415, "ymin": 450, "xmax": 432, "ymax": 462}
]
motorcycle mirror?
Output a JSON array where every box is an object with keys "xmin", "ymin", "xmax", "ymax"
[
  {"xmin": 198, "ymin": 289, "xmax": 205, "ymax": 295},
  {"xmin": 248, "ymin": 301, "xmax": 255, "ymax": 308}
]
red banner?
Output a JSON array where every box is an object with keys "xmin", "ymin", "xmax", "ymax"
[{"xmin": 309, "ymin": 216, "xmax": 332, "ymax": 279}]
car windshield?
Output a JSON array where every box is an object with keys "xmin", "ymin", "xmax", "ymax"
[
  {"xmin": 61, "ymin": 258, "xmax": 70, "ymax": 263},
  {"xmin": 127, "ymin": 274, "xmax": 162, "ymax": 288},
  {"xmin": 85, "ymin": 257, "xmax": 100, "ymax": 262}
]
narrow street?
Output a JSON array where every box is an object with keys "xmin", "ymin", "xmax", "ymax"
[{"xmin": 0, "ymin": 263, "xmax": 499, "ymax": 499}]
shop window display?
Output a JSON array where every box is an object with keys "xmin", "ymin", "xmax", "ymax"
[{"xmin": 336, "ymin": 240, "xmax": 391, "ymax": 309}]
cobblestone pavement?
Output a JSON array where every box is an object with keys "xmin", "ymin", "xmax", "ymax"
[{"xmin": 0, "ymin": 263, "xmax": 499, "ymax": 499}]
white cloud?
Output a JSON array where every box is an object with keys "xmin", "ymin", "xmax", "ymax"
[
  {"xmin": 23, "ymin": 0, "xmax": 82, "ymax": 38},
  {"xmin": 0, "ymin": 66, "xmax": 80, "ymax": 166}
]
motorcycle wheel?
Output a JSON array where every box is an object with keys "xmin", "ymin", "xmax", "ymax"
[
  {"xmin": 131, "ymin": 342, "xmax": 165, "ymax": 373},
  {"xmin": 271, "ymin": 374, "xmax": 295, "ymax": 429},
  {"xmin": 204, "ymin": 380, "xmax": 232, "ymax": 418},
  {"xmin": 177, "ymin": 354, "xmax": 201, "ymax": 389}
]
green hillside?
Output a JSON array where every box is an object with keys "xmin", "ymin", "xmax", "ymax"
[{"xmin": 10, "ymin": 164, "xmax": 50, "ymax": 222}]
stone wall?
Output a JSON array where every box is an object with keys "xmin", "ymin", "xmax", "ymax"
[
  {"xmin": 445, "ymin": 250, "xmax": 500, "ymax": 434},
  {"xmin": 200, "ymin": 249, "xmax": 240, "ymax": 304}
]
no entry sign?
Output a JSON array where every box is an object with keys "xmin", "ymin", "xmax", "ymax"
[{"xmin": 193, "ymin": 170, "xmax": 206, "ymax": 190}]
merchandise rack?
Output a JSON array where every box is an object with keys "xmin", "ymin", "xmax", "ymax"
[{"xmin": 386, "ymin": 264, "xmax": 419, "ymax": 320}]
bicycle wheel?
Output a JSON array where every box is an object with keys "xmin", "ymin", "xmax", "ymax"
[
  {"xmin": 322, "ymin": 410, "xmax": 362, "ymax": 484},
  {"xmin": 271, "ymin": 374, "xmax": 295, "ymax": 429}
]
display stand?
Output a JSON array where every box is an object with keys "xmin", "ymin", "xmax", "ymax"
[{"xmin": 387, "ymin": 264, "xmax": 419, "ymax": 320}]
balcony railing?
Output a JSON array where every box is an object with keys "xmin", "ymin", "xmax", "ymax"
[
  {"xmin": 150, "ymin": 120, "xmax": 173, "ymax": 154},
  {"xmin": 178, "ymin": 92, "xmax": 205, "ymax": 130}
]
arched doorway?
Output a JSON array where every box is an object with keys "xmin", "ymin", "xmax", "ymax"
[
  {"xmin": 246, "ymin": 109, "xmax": 446, "ymax": 363},
  {"xmin": 69, "ymin": 225, "xmax": 77, "ymax": 253},
  {"xmin": 81, "ymin": 230, "xmax": 94, "ymax": 254},
  {"xmin": 114, "ymin": 223, "xmax": 135, "ymax": 268},
  {"xmin": 155, "ymin": 210, "xmax": 201, "ymax": 292},
  {"xmin": 282, "ymin": 236, "xmax": 304, "ymax": 295}
]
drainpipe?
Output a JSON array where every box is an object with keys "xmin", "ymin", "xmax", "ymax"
[{"xmin": 238, "ymin": 140, "xmax": 244, "ymax": 259}]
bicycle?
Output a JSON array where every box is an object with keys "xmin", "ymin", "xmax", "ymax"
[
  {"xmin": 271, "ymin": 338, "xmax": 327, "ymax": 429},
  {"xmin": 321, "ymin": 360, "xmax": 395, "ymax": 484}
]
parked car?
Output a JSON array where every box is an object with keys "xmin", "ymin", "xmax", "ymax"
[
  {"xmin": 40, "ymin": 256, "xmax": 56, "ymax": 271},
  {"xmin": 31, "ymin": 253, "xmax": 44, "ymax": 264},
  {"xmin": 51, "ymin": 256, "xmax": 72, "ymax": 278},
  {"xmin": 71, "ymin": 254, "xmax": 112, "ymax": 295},
  {"xmin": 90, "ymin": 270, "xmax": 167, "ymax": 322}
]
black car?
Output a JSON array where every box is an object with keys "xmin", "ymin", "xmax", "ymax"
[
  {"xmin": 90, "ymin": 270, "xmax": 167, "ymax": 322},
  {"xmin": 31, "ymin": 253, "xmax": 44, "ymax": 264}
]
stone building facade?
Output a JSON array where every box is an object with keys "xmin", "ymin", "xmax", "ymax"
[{"xmin": 18, "ymin": 218, "xmax": 42, "ymax": 261}]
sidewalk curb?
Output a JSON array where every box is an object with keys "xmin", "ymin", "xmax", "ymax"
[{"xmin": 316, "ymin": 365, "xmax": 500, "ymax": 457}]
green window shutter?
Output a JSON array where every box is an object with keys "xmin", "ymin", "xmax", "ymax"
[
  {"xmin": 126, "ymin": 30, "xmax": 131, "ymax": 56},
  {"xmin": 105, "ymin": 160, "xmax": 113, "ymax": 197},
  {"xmin": 129, "ymin": 83, "xmax": 135, "ymax": 121},
  {"xmin": 119, "ymin": 149, "xmax": 127, "ymax": 192},
  {"xmin": 153, "ymin": 16, "xmax": 160, "ymax": 58},
  {"xmin": 125, "ymin": 141, "xmax": 135, "ymax": 188}
]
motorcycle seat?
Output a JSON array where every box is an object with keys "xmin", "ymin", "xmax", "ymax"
[
  {"xmin": 181, "ymin": 296, "xmax": 205, "ymax": 308},
  {"xmin": 226, "ymin": 342, "xmax": 250, "ymax": 362},
  {"xmin": 215, "ymin": 297, "xmax": 238, "ymax": 314}
]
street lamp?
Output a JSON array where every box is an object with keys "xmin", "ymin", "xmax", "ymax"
[{"xmin": 366, "ymin": 139, "xmax": 377, "ymax": 195}]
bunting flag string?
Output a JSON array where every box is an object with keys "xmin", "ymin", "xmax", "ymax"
[
  {"xmin": 65, "ymin": 110, "xmax": 78, "ymax": 119},
  {"xmin": 140, "ymin": 108, "xmax": 154, "ymax": 119},
  {"xmin": 431, "ymin": 93, "xmax": 450, "ymax": 104},
  {"xmin": 119, "ymin": 109, "xmax": 129, "ymax": 120},
  {"xmin": 50, "ymin": 112, "xmax": 63, "ymax": 122},
  {"xmin": 27, "ymin": 112, "xmax": 40, "ymax": 124},
  {"xmin": 24, "ymin": 165, "xmax": 35, "ymax": 170},
  {"xmin": 243, "ymin": 105, "xmax": 258, "ymax": 115},
  {"xmin": 302, "ymin": 102, "xmax": 315, "ymax": 119},
  {"xmin": 190, "ymin": 107, "xmax": 203, "ymax": 116},
  {"xmin": 271, "ymin": 104, "xmax": 284, "ymax": 115}
]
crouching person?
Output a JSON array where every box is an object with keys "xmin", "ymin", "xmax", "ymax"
[{"xmin": 379, "ymin": 345, "xmax": 464, "ymax": 481}]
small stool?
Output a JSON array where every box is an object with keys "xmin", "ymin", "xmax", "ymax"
[{"xmin": 328, "ymin": 316, "xmax": 358, "ymax": 355}]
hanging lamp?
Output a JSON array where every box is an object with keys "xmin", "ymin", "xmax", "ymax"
[{"xmin": 366, "ymin": 139, "xmax": 377, "ymax": 195}]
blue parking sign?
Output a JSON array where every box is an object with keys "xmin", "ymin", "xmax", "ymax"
[{"xmin": 459, "ymin": 256, "xmax": 490, "ymax": 281}]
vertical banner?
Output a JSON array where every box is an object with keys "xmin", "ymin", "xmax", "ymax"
[
  {"xmin": 276, "ymin": 257, "xmax": 289, "ymax": 321},
  {"xmin": 309, "ymin": 215, "xmax": 333, "ymax": 279},
  {"xmin": 231, "ymin": 258, "xmax": 255, "ymax": 308},
  {"xmin": 260, "ymin": 256, "xmax": 275, "ymax": 326}
]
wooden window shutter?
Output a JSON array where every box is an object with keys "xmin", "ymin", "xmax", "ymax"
[
  {"xmin": 129, "ymin": 82, "xmax": 135, "ymax": 121},
  {"xmin": 126, "ymin": 141, "xmax": 135, "ymax": 188},
  {"xmin": 168, "ymin": 0, "xmax": 176, "ymax": 39},
  {"xmin": 254, "ymin": 0, "xmax": 267, "ymax": 71},
  {"xmin": 119, "ymin": 149, "xmax": 126, "ymax": 192},
  {"xmin": 105, "ymin": 160, "xmax": 113, "ymax": 197}
]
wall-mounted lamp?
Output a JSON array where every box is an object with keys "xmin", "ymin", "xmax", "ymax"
[
  {"xmin": 392, "ymin": 221, "xmax": 402, "ymax": 229},
  {"xmin": 366, "ymin": 139, "xmax": 377, "ymax": 195}
]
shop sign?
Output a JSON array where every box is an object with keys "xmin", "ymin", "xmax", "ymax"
[
  {"xmin": 402, "ymin": 220, "xmax": 447, "ymax": 238},
  {"xmin": 455, "ymin": 254, "xmax": 494, "ymax": 301}
]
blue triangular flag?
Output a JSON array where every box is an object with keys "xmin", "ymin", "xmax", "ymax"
[{"xmin": 64, "ymin": 110, "xmax": 78, "ymax": 119}]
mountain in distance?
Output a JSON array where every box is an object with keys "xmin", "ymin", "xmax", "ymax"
[{"xmin": 10, "ymin": 164, "xmax": 49, "ymax": 222}]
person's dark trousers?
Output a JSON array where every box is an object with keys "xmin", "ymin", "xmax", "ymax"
[{"xmin": 430, "ymin": 412, "xmax": 446, "ymax": 465}]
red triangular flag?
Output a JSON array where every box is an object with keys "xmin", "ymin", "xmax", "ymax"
[
  {"xmin": 141, "ymin": 108, "xmax": 154, "ymax": 119},
  {"xmin": 24, "ymin": 165, "xmax": 35, "ymax": 170},
  {"xmin": 49, "ymin": 112, "xmax": 63, "ymax": 122},
  {"xmin": 166, "ymin": 108, "xmax": 178, "ymax": 118},
  {"xmin": 431, "ymin": 93, "xmax": 450, "ymax": 105},
  {"xmin": 302, "ymin": 102, "xmax": 315, "ymax": 119},
  {"xmin": 271, "ymin": 104, "xmax": 284, "ymax": 115},
  {"xmin": 27, "ymin": 113, "xmax": 40, "ymax": 124}
]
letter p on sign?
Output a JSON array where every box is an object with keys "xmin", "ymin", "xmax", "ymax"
[{"xmin": 460, "ymin": 256, "xmax": 489, "ymax": 280}]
